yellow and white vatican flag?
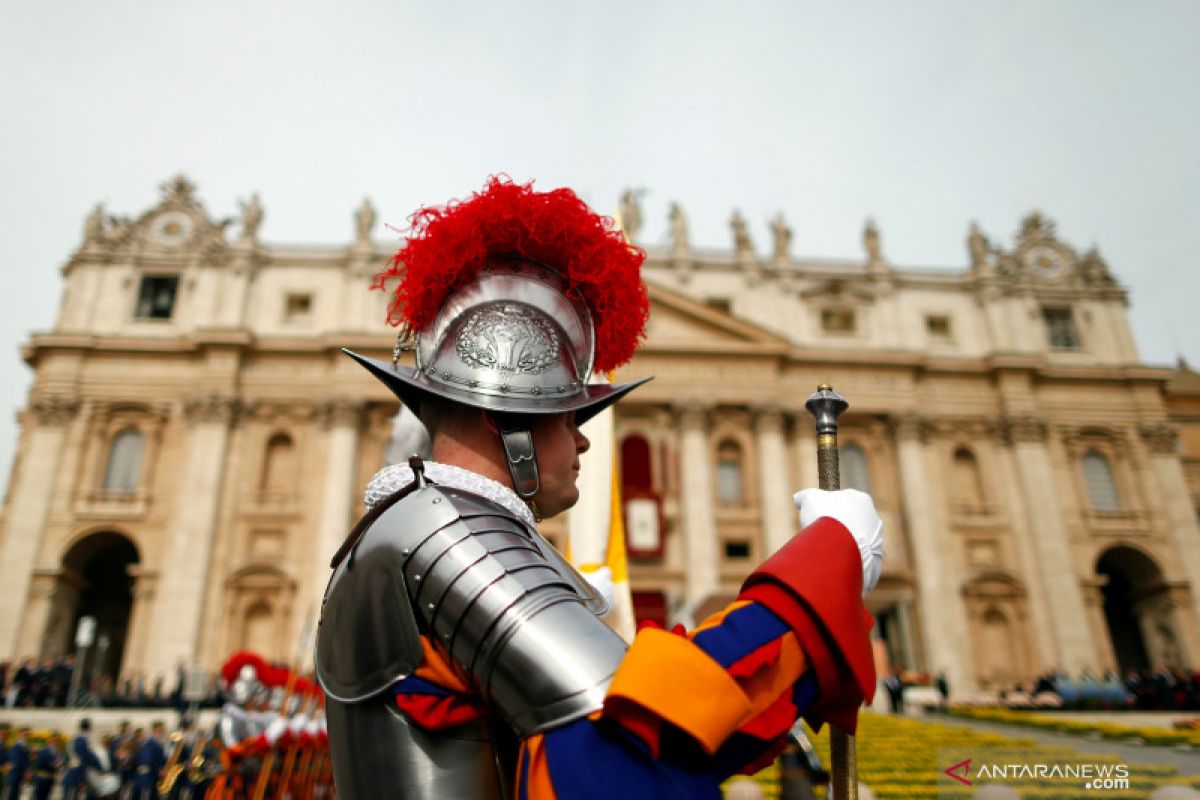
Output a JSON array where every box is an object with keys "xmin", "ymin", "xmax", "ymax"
[{"xmin": 568, "ymin": 372, "xmax": 637, "ymax": 642}]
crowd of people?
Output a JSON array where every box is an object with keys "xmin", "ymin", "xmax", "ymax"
[
  {"xmin": 997, "ymin": 666, "xmax": 1200, "ymax": 711},
  {"xmin": 0, "ymin": 659, "xmax": 223, "ymax": 711}
]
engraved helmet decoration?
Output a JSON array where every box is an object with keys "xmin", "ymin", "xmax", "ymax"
[{"xmin": 345, "ymin": 176, "xmax": 651, "ymax": 425}]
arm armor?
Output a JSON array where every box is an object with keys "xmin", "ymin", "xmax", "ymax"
[{"xmin": 316, "ymin": 481, "xmax": 628, "ymax": 737}]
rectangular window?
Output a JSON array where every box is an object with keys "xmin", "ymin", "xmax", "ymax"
[
  {"xmin": 821, "ymin": 307, "xmax": 856, "ymax": 334},
  {"xmin": 723, "ymin": 540, "xmax": 751, "ymax": 559},
  {"xmin": 134, "ymin": 275, "xmax": 180, "ymax": 320},
  {"xmin": 284, "ymin": 292, "xmax": 313, "ymax": 322},
  {"xmin": 1042, "ymin": 307, "xmax": 1081, "ymax": 349},
  {"xmin": 926, "ymin": 314, "xmax": 952, "ymax": 339}
]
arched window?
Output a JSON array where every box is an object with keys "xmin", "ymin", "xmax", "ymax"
[
  {"xmin": 620, "ymin": 435, "xmax": 653, "ymax": 494},
  {"xmin": 841, "ymin": 443, "xmax": 871, "ymax": 493},
  {"xmin": 102, "ymin": 428, "xmax": 144, "ymax": 492},
  {"xmin": 241, "ymin": 600, "xmax": 275, "ymax": 657},
  {"xmin": 260, "ymin": 434, "xmax": 295, "ymax": 495},
  {"xmin": 1082, "ymin": 450, "xmax": 1120, "ymax": 511},
  {"xmin": 716, "ymin": 440, "xmax": 744, "ymax": 506},
  {"xmin": 952, "ymin": 447, "xmax": 986, "ymax": 509}
]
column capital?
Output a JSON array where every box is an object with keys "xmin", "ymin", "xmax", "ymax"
[
  {"xmin": 753, "ymin": 405, "xmax": 786, "ymax": 431},
  {"xmin": 891, "ymin": 412, "xmax": 933, "ymax": 443},
  {"xmin": 321, "ymin": 397, "xmax": 365, "ymax": 429},
  {"xmin": 1003, "ymin": 414, "xmax": 1048, "ymax": 444},
  {"xmin": 673, "ymin": 400, "xmax": 712, "ymax": 427},
  {"xmin": 1139, "ymin": 422, "xmax": 1179, "ymax": 455},
  {"xmin": 28, "ymin": 394, "xmax": 81, "ymax": 427},
  {"xmin": 183, "ymin": 394, "xmax": 240, "ymax": 425}
]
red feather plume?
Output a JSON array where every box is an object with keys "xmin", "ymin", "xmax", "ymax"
[
  {"xmin": 219, "ymin": 651, "xmax": 321, "ymax": 698},
  {"xmin": 372, "ymin": 176, "xmax": 649, "ymax": 373}
]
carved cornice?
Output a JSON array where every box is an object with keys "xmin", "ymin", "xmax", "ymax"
[
  {"xmin": 1057, "ymin": 424, "xmax": 1129, "ymax": 452},
  {"xmin": 29, "ymin": 394, "xmax": 81, "ymax": 426},
  {"xmin": 184, "ymin": 394, "xmax": 241, "ymax": 425},
  {"xmin": 932, "ymin": 417, "xmax": 1007, "ymax": 442},
  {"xmin": 1139, "ymin": 422, "xmax": 1179, "ymax": 455},
  {"xmin": 242, "ymin": 399, "xmax": 319, "ymax": 422}
]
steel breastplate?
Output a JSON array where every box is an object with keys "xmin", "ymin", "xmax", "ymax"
[{"xmin": 316, "ymin": 481, "xmax": 620, "ymax": 800}]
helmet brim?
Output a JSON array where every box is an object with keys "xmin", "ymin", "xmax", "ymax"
[{"xmin": 343, "ymin": 349, "xmax": 651, "ymax": 425}]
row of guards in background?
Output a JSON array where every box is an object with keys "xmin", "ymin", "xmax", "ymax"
[
  {"xmin": 0, "ymin": 649, "xmax": 332, "ymax": 800},
  {"xmin": 205, "ymin": 651, "xmax": 331, "ymax": 800}
]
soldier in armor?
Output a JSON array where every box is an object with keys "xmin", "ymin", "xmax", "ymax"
[{"xmin": 315, "ymin": 177, "xmax": 885, "ymax": 799}]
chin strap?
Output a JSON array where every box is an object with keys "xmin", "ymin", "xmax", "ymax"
[{"xmin": 497, "ymin": 422, "xmax": 540, "ymax": 495}]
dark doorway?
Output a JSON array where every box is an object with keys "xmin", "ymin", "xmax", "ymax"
[
  {"xmin": 62, "ymin": 532, "xmax": 139, "ymax": 682},
  {"xmin": 1096, "ymin": 547, "xmax": 1161, "ymax": 674}
]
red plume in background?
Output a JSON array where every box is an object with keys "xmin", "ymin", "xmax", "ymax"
[
  {"xmin": 371, "ymin": 175, "xmax": 649, "ymax": 374},
  {"xmin": 220, "ymin": 651, "xmax": 321, "ymax": 698}
]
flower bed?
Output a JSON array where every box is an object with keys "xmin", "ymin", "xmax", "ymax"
[
  {"xmin": 950, "ymin": 707, "xmax": 1200, "ymax": 748},
  {"xmin": 730, "ymin": 712, "xmax": 1200, "ymax": 799}
]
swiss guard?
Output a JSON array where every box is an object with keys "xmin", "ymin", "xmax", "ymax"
[{"xmin": 315, "ymin": 177, "xmax": 885, "ymax": 798}]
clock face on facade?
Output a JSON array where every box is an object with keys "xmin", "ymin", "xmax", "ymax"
[
  {"xmin": 150, "ymin": 211, "xmax": 194, "ymax": 246},
  {"xmin": 1023, "ymin": 244, "xmax": 1065, "ymax": 278}
]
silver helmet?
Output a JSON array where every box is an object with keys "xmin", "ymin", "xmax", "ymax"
[
  {"xmin": 349, "ymin": 177, "xmax": 651, "ymax": 510},
  {"xmin": 346, "ymin": 257, "xmax": 648, "ymax": 425}
]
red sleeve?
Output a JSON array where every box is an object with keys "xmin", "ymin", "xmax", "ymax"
[{"xmin": 739, "ymin": 516, "xmax": 876, "ymax": 733}]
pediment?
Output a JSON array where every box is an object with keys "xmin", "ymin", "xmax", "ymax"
[
  {"xmin": 79, "ymin": 175, "xmax": 231, "ymax": 258},
  {"xmin": 641, "ymin": 278, "xmax": 789, "ymax": 353}
]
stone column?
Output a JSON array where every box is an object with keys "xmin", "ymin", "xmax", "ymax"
[
  {"xmin": 755, "ymin": 407, "xmax": 795, "ymax": 555},
  {"xmin": 16, "ymin": 573, "xmax": 61, "ymax": 660},
  {"xmin": 142, "ymin": 395, "xmax": 236, "ymax": 678},
  {"xmin": 0, "ymin": 395, "xmax": 79, "ymax": 661},
  {"xmin": 678, "ymin": 403, "xmax": 719, "ymax": 609},
  {"xmin": 895, "ymin": 598, "xmax": 921, "ymax": 672},
  {"xmin": 123, "ymin": 567, "xmax": 158, "ymax": 676},
  {"xmin": 892, "ymin": 414, "xmax": 973, "ymax": 692},
  {"xmin": 312, "ymin": 399, "xmax": 362, "ymax": 613},
  {"xmin": 790, "ymin": 412, "xmax": 819, "ymax": 490},
  {"xmin": 993, "ymin": 442, "xmax": 1058, "ymax": 673},
  {"xmin": 1080, "ymin": 578, "xmax": 1117, "ymax": 673},
  {"xmin": 1006, "ymin": 415, "xmax": 1094, "ymax": 673},
  {"xmin": 1140, "ymin": 423, "xmax": 1200, "ymax": 643}
]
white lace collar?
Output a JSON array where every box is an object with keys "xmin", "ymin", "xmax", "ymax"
[{"xmin": 364, "ymin": 460, "xmax": 537, "ymax": 529}]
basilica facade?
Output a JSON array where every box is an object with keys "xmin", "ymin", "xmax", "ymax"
[{"xmin": 1, "ymin": 176, "xmax": 1197, "ymax": 697}]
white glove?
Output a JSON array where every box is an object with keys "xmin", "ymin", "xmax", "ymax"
[
  {"xmin": 579, "ymin": 565, "xmax": 615, "ymax": 608},
  {"xmin": 264, "ymin": 715, "xmax": 287, "ymax": 745},
  {"xmin": 793, "ymin": 488, "xmax": 884, "ymax": 595}
]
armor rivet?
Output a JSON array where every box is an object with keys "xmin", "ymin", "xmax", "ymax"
[
  {"xmin": 401, "ymin": 548, "xmax": 410, "ymax": 556},
  {"xmin": 531, "ymin": 387, "xmax": 541, "ymax": 395},
  {"xmin": 428, "ymin": 603, "xmax": 435, "ymax": 610},
  {"xmin": 432, "ymin": 498, "xmax": 440, "ymax": 504},
  {"xmin": 499, "ymin": 384, "xmax": 509, "ymax": 392},
  {"xmin": 469, "ymin": 379, "xmax": 479, "ymax": 387},
  {"xmin": 413, "ymin": 574, "xmax": 421, "ymax": 581}
]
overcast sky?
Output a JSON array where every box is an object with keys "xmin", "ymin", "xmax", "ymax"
[{"xmin": 2, "ymin": 1, "xmax": 1198, "ymax": 494}]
